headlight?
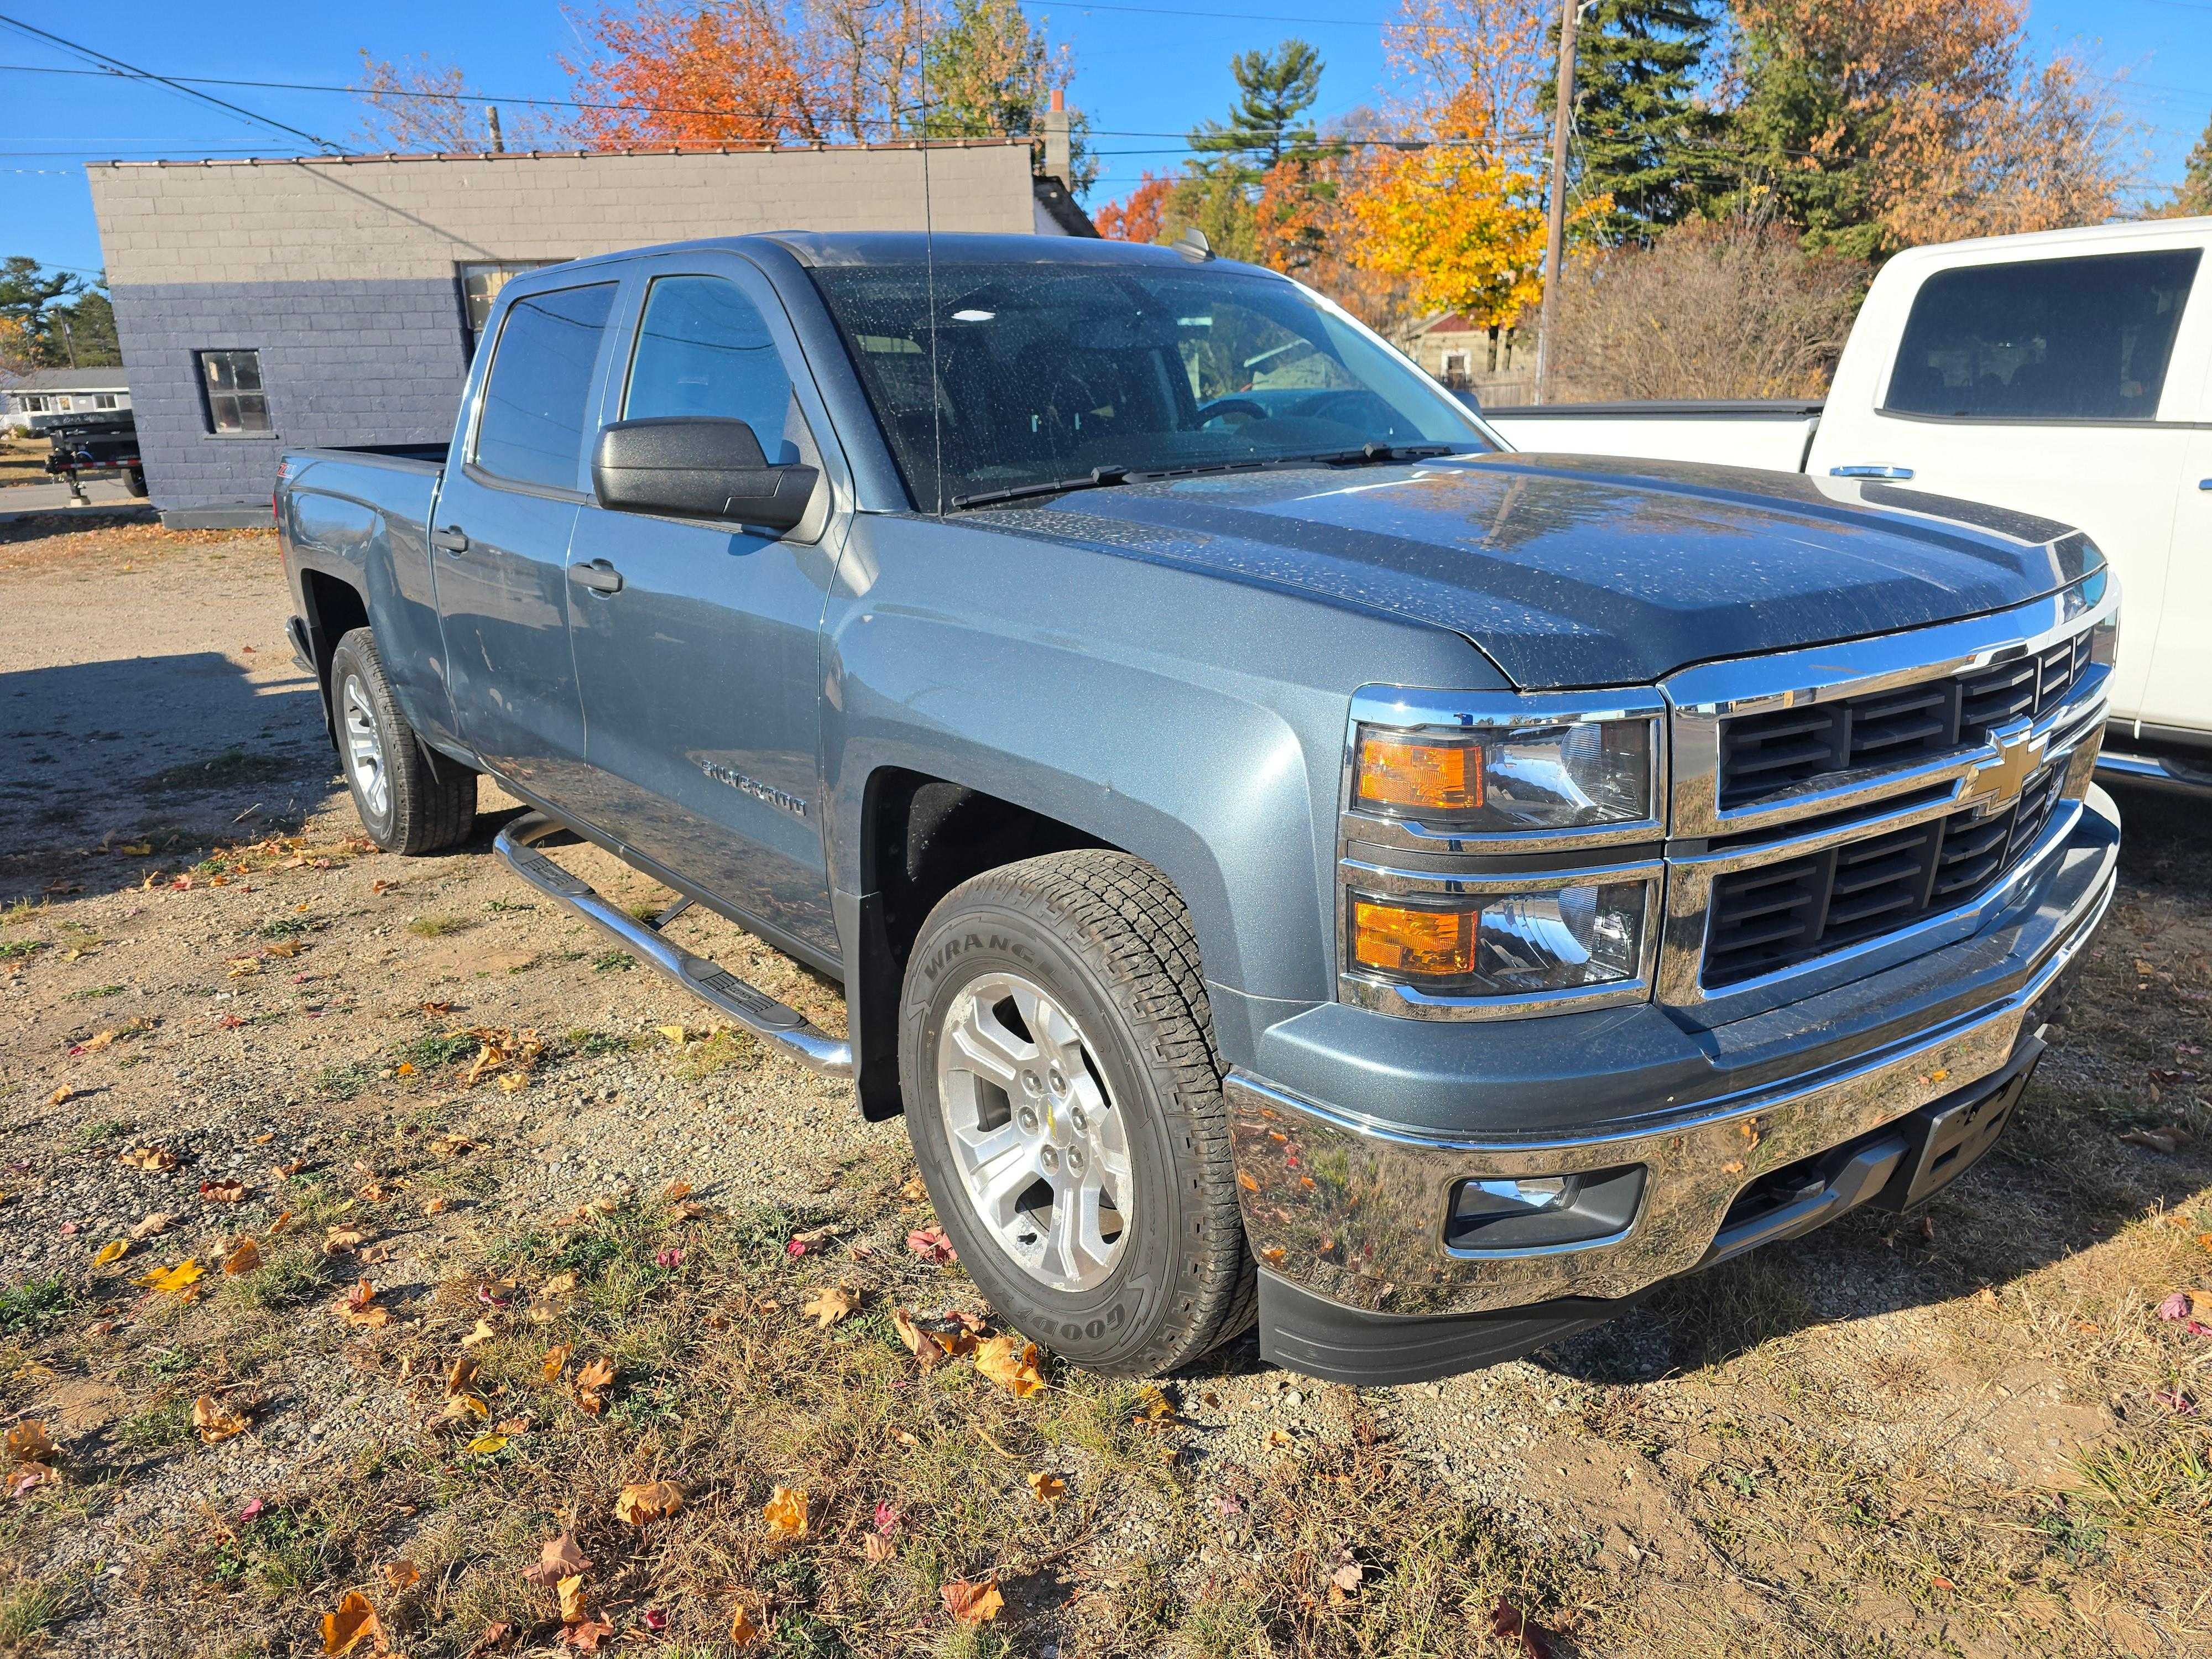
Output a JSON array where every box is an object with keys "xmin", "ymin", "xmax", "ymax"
[
  {"xmin": 1348, "ymin": 878, "xmax": 1655, "ymax": 998},
  {"xmin": 1352, "ymin": 714, "xmax": 1658, "ymax": 833}
]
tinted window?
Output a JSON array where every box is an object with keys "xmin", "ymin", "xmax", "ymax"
[
  {"xmin": 473, "ymin": 283, "xmax": 617, "ymax": 489},
  {"xmin": 1885, "ymin": 250, "xmax": 2201, "ymax": 422},
  {"xmin": 458, "ymin": 260, "xmax": 562, "ymax": 353},
  {"xmin": 807, "ymin": 259, "xmax": 1486, "ymax": 509},
  {"xmin": 622, "ymin": 275, "xmax": 805, "ymax": 463}
]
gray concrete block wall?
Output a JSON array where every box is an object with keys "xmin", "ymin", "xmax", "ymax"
[
  {"xmin": 87, "ymin": 143, "xmax": 1045, "ymax": 518},
  {"xmin": 109, "ymin": 279, "xmax": 465, "ymax": 516}
]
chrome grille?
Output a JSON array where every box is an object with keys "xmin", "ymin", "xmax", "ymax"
[
  {"xmin": 1718, "ymin": 631, "xmax": 2093, "ymax": 810},
  {"xmin": 1704, "ymin": 760, "xmax": 2068, "ymax": 987}
]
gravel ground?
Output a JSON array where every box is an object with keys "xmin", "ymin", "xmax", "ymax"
[{"xmin": 4, "ymin": 517, "xmax": 2210, "ymax": 1657}]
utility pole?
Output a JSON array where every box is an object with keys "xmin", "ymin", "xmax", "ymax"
[
  {"xmin": 1534, "ymin": 0, "xmax": 1583, "ymax": 405},
  {"xmin": 58, "ymin": 314, "xmax": 78, "ymax": 369},
  {"xmin": 487, "ymin": 105, "xmax": 506, "ymax": 154}
]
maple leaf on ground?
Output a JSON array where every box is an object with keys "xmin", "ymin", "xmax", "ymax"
[
  {"xmin": 729, "ymin": 1603, "xmax": 765, "ymax": 1647},
  {"xmin": 461, "ymin": 1316, "xmax": 497, "ymax": 1347},
  {"xmin": 382, "ymin": 1559, "xmax": 420, "ymax": 1590},
  {"xmin": 862, "ymin": 1532, "xmax": 895, "ymax": 1562},
  {"xmin": 520, "ymin": 1532, "xmax": 591, "ymax": 1587},
  {"xmin": 942, "ymin": 1579, "xmax": 1004, "ymax": 1625},
  {"xmin": 446, "ymin": 1354, "xmax": 479, "ymax": 1397},
  {"xmin": 193, "ymin": 1395, "xmax": 250, "ymax": 1444},
  {"xmin": 119, "ymin": 1145, "xmax": 178, "ymax": 1172},
  {"xmin": 801, "ymin": 1285, "xmax": 859, "ymax": 1329},
  {"xmin": 223, "ymin": 1238, "xmax": 262, "ymax": 1275},
  {"xmin": 906, "ymin": 1226, "xmax": 957, "ymax": 1265},
  {"xmin": 130, "ymin": 1211, "xmax": 175, "ymax": 1240},
  {"xmin": 541, "ymin": 1343, "xmax": 573, "ymax": 1384},
  {"xmin": 763, "ymin": 1484, "xmax": 809, "ymax": 1538},
  {"xmin": 4, "ymin": 1421, "xmax": 58, "ymax": 1464},
  {"xmin": 337, "ymin": 1280, "xmax": 388, "ymax": 1328},
  {"xmin": 573, "ymin": 1357, "xmax": 616, "ymax": 1415},
  {"xmin": 138, "ymin": 1259, "xmax": 205, "ymax": 1296},
  {"xmin": 559, "ymin": 1617, "xmax": 614, "ymax": 1652},
  {"xmin": 463, "ymin": 1622, "xmax": 515, "ymax": 1658},
  {"xmin": 975, "ymin": 1334, "xmax": 1045, "ymax": 1398},
  {"xmin": 94, "ymin": 1239, "xmax": 129, "ymax": 1266},
  {"xmin": 1027, "ymin": 1470, "xmax": 1067, "ymax": 1504},
  {"xmin": 614, "ymin": 1479, "xmax": 684, "ymax": 1525},
  {"xmin": 320, "ymin": 1590, "xmax": 384, "ymax": 1657}
]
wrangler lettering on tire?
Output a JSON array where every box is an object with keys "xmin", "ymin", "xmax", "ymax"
[{"xmin": 897, "ymin": 851, "xmax": 1256, "ymax": 1376}]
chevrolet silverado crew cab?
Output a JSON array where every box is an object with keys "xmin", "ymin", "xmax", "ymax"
[
  {"xmin": 278, "ymin": 233, "xmax": 2120, "ymax": 1386},
  {"xmin": 1485, "ymin": 216, "xmax": 2212, "ymax": 793}
]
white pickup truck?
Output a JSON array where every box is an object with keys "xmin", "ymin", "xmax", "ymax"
[{"xmin": 1485, "ymin": 217, "xmax": 2212, "ymax": 791}]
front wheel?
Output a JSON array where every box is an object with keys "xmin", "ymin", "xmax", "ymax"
[
  {"xmin": 897, "ymin": 851, "xmax": 1255, "ymax": 1376},
  {"xmin": 328, "ymin": 628, "xmax": 477, "ymax": 855}
]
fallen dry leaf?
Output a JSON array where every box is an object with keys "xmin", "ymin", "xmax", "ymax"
[
  {"xmin": 729, "ymin": 1603, "xmax": 765, "ymax": 1647},
  {"xmin": 441, "ymin": 1392, "xmax": 491, "ymax": 1422},
  {"xmin": 541, "ymin": 1343, "xmax": 573, "ymax": 1384},
  {"xmin": 223, "ymin": 1238, "xmax": 262, "ymax": 1275},
  {"xmin": 321, "ymin": 1590, "xmax": 384, "ymax": 1657},
  {"xmin": 801, "ymin": 1285, "xmax": 859, "ymax": 1330},
  {"xmin": 540, "ymin": 1271, "xmax": 578, "ymax": 1297},
  {"xmin": 138, "ymin": 1258, "xmax": 204, "ymax": 1295},
  {"xmin": 324, "ymin": 1225, "xmax": 369, "ymax": 1254},
  {"xmin": 662, "ymin": 1181, "xmax": 693, "ymax": 1202},
  {"xmin": 130, "ymin": 1211, "xmax": 175, "ymax": 1240},
  {"xmin": 906, "ymin": 1225, "xmax": 957, "ymax": 1265},
  {"xmin": 93, "ymin": 1239, "xmax": 129, "ymax": 1266},
  {"xmin": 573, "ymin": 1357, "xmax": 616, "ymax": 1415},
  {"xmin": 614, "ymin": 1479, "xmax": 684, "ymax": 1525},
  {"xmin": 422, "ymin": 1195, "xmax": 450, "ymax": 1215},
  {"xmin": 942, "ymin": 1578, "xmax": 1004, "ymax": 1625},
  {"xmin": 4, "ymin": 1421, "xmax": 57, "ymax": 1464},
  {"xmin": 556, "ymin": 1573, "xmax": 590, "ymax": 1624},
  {"xmin": 1488, "ymin": 1596, "xmax": 1557, "ymax": 1659},
  {"xmin": 520, "ymin": 1532, "xmax": 591, "ymax": 1587},
  {"xmin": 466, "ymin": 1433, "xmax": 511, "ymax": 1455},
  {"xmin": 461, "ymin": 1316, "xmax": 497, "ymax": 1347},
  {"xmin": 193, "ymin": 1395, "xmax": 249, "ymax": 1444},
  {"xmin": 763, "ymin": 1484, "xmax": 809, "ymax": 1538},
  {"xmin": 119, "ymin": 1145, "xmax": 177, "ymax": 1172},
  {"xmin": 862, "ymin": 1532, "xmax": 895, "ymax": 1563},
  {"xmin": 1027, "ymin": 1470, "xmax": 1067, "ymax": 1504},
  {"xmin": 382, "ymin": 1559, "xmax": 420, "ymax": 1590},
  {"xmin": 200, "ymin": 1178, "xmax": 247, "ymax": 1204},
  {"xmin": 446, "ymin": 1354, "xmax": 479, "ymax": 1397},
  {"xmin": 974, "ymin": 1334, "xmax": 1045, "ymax": 1398},
  {"xmin": 462, "ymin": 1621, "xmax": 515, "ymax": 1658},
  {"xmin": 899, "ymin": 1174, "xmax": 928, "ymax": 1202},
  {"xmin": 559, "ymin": 1617, "xmax": 614, "ymax": 1652},
  {"xmin": 2120, "ymin": 1127, "xmax": 2190, "ymax": 1156}
]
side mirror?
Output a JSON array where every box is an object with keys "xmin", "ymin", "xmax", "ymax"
[{"xmin": 591, "ymin": 416, "xmax": 818, "ymax": 532}]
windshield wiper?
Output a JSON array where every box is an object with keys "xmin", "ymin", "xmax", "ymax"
[
  {"xmin": 948, "ymin": 465, "xmax": 1134, "ymax": 511},
  {"xmin": 1290, "ymin": 442, "xmax": 1461, "ymax": 468}
]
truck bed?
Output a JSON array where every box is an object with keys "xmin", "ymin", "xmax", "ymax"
[{"xmin": 1474, "ymin": 399, "xmax": 1824, "ymax": 473}]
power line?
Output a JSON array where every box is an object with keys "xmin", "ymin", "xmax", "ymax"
[{"xmin": 0, "ymin": 14, "xmax": 345, "ymax": 154}]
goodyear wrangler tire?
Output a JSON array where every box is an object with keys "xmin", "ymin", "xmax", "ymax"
[{"xmin": 897, "ymin": 851, "xmax": 1257, "ymax": 1376}]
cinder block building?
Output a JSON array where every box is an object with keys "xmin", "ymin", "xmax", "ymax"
[{"xmin": 88, "ymin": 142, "xmax": 1092, "ymax": 525}]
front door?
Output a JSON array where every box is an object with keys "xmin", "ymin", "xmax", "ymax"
[
  {"xmin": 433, "ymin": 279, "xmax": 621, "ymax": 806},
  {"xmin": 564, "ymin": 259, "xmax": 843, "ymax": 961}
]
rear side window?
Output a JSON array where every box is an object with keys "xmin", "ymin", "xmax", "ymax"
[
  {"xmin": 1884, "ymin": 249, "xmax": 2201, "ymax": 422},
  {"xmin": 622, "ymin": 275, "xmax": 806, "ymax": 463},
  {"xmin": 473, "ymin": 282, "xmax": 617, "ymax": 489}
]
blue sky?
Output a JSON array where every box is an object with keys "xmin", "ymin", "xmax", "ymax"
[{"xmin": 3, "ymin": 1, "xmax": 2207, "ymax": 279}]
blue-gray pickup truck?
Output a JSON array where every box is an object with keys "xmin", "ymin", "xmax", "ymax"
[{"xmin": 277, "ymin": 233, "xmax": 2120, "ymax": 1385}]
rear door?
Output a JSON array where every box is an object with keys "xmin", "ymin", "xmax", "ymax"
[
  {"xmin": 563, "ymin": 254, "xmax": 844, "ymax": 963},
  {"xmin": 1808, "ymin": 243, "xmax": 2204, "ymax": 725},
  {"xmin": 432, "ymin": 279, "xmax": 620, "ymax": 806}
]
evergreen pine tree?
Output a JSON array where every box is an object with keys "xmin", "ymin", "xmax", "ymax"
[
  {"xmin": 1545, "ymin": 0, "xmax": 1725, "ymax": 239},
  {"xmin": 1188, "ymin": 39, "xmax": 1325, "ymax": 186}
]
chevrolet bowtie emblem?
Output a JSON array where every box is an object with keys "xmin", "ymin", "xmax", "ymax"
[{"xmin": 1961, "ymin": 721, "xmax": 2047, "ymax": 813}]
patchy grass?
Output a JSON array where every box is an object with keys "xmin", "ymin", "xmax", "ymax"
[
  {"xmin": 144, "ymin": 747, "xmax": 300, "ymax": 794},
  {"xmin": 592, "ymin": 951, "xmax": 637, "ymax": 973},
  {"xmin": 0, "ymin": 1579, "xmax": 60, "ymax": 1648},
  {"xmin": 669, "ymin": 1027, "xmax": 759, "ymax": 1081},
  {"xmin": 0, "ymin": 1277, "xmax": 72, "ymax": 1338},
  {"xmin": 405, "ymin": 914, "xmax": 469, "ymax": 939}
]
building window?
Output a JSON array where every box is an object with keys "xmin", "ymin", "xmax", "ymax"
[
  {"xmin": 20, "ymin": 395, "xmax": 48, "ymax": 413},
  {"xmin": 95, "ymin": 394, "xmax": 118, "ymax": 410},
  {"xmin": 460, "ymin": 262, "xmax": 562, "ymax": 353},
  {"xmin": 199, "ymin": 350, "xmax": 271, "ymax": 435}
]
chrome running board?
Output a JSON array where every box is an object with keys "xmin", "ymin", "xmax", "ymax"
[{"xmin": 493, "ymin": 812, "xmax": 853, "ymax": 1078}]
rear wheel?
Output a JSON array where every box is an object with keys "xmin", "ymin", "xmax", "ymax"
[
  {"xmin": 328, "ymin": 628, "xmax": 476, "ymax": 855},
  {"xmin": 898, "ymin": 851, "xmax": 1255, "ymax": 1376}
]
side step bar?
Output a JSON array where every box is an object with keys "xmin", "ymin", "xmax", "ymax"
[{"xmin": 494, "ymin": 812, "xmax": 853, "ymax": 1078}]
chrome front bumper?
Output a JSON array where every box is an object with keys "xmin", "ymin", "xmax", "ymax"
[{"xmin": 1227, "ymin": 786, "xmax": 2120, "ymax": 1318}]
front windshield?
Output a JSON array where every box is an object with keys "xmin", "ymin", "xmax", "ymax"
[{"xmin": 806, "ymin": 256, "xmax": 1492, "ymax": 508}]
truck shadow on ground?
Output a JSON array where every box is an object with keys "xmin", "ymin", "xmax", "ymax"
[{"xmin": 0, "ymin": 649, "xmax": 329, "ymax": 905}]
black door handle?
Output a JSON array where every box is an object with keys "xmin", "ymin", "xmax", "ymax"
[
  {"xmin": 574, "ymin": 558, "xmax": 624, "ymax": 596},
  {"xmin": 429, "ymin": 524, "xmax": 468, "ymax": 554}
]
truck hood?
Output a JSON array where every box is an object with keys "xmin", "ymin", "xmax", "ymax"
[{"xmin": 979, "ymin": 455, "xmax": 2102, "ymax": 689}]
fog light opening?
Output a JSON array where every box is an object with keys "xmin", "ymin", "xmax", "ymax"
[{"xmin": 1446, "ymin": 1164, "xmax": 1646, "ymax": 1253}]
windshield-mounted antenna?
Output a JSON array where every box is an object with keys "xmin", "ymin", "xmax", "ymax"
[{"xmin": 919, "ymin": 35, "xmax": 944, "ymax": 518}]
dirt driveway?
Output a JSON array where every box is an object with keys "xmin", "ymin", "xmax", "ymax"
[{"xmin": 3, "ymin": 512, "xmax": 2209, "ymax": 1658}]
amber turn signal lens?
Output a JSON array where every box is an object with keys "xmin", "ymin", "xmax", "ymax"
[
  {"xmin": 1354, "ymin": 733, "xmax": 1484, "ymax": 815},
  {"xmin": 1350, "ymin": 899, "xmax": 1475, "ymax": 979}
]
